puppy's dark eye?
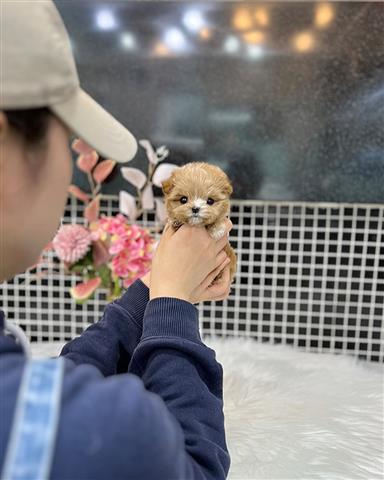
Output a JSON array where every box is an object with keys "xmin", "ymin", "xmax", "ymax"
[
  {"xmin": 207, "ymin": 198, "xmax": 215, "ymax": 205},
  {"xmin": 180, "ymin": 196, "xmax": 188, "ymax": 204}
]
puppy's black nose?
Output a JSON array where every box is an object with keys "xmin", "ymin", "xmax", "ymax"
[{"xmin": 192, "ymin": 207, "xmax": 200, "ymax": 214}]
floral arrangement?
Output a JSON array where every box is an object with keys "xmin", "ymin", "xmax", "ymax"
[{"xmin": 43, "ymin": 138, "xmax": 178, "ymax": 303}]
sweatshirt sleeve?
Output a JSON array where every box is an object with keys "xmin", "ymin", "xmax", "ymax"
[
  {"xmin": 60, "ymin": 279, "xmax": 149, "ymax": 376},
  {"xmin": 50, "ymin": 356, "xmax": 228, "ymax": 480},
  {"xmin": 128, "ymin": 297, "xmax": 230, "ymax": 479}
]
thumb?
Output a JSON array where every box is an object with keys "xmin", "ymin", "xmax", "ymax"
[{"xmin": 161, "ymin": 221, "xmax": 175, "ymax": 239}]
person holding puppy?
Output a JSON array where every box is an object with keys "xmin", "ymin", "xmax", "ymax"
[{"xmin": 0, "ymin": 2, "xmax": 231, "ymax": 479}]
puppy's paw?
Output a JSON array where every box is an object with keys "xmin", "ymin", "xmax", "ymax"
[{"xmin": 209, "ymin": 224, "xmax": 226, "ymax": 240}]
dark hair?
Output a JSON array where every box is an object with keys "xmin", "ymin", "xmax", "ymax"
[{"xmin": 4, "ymin": 108, "xmax": 52, "ymax": 144}]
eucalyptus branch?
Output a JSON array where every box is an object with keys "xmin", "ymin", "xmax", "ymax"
[
  {"xmin": 148, "ymin": 162, "xmax": 155, "ymax": 180},
  {"xmin": 135, "ymin": 209, "xmax": 144, "ymax": 219},
  {"xmin": 87, "ymin": 172, "xmax": 96, "ymax": 198},
  {"xmin": 93, "ymin": 183, "xmax": 101, "ymax": 197},
  {"xmin": 135, "ymin": 183, "xmax": 145, "ymax": 219}
]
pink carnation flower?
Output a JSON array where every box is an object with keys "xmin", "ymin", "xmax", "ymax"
[{"xmin": 53, "ymin": 225, "xmax": 91, "ymax": 264}]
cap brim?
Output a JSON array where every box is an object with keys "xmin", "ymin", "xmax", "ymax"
[{"xmin": 51, "ymin": 88, "xmax": 137, "ymax": 163}]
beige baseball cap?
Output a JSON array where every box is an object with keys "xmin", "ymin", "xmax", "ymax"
[{"xmin": 0, "ymin": 0, "xmax": 137, "ymax": 163}]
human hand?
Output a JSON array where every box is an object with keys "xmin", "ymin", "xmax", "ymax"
[
  {"xmin": 149, "ymin": 219, "xmax": 232, "ymax": 303},
  {"xmin": 141, "ymin": 271, "xmax": 150, "ymax": 289},
  {"xmin": 190, "ymin": 263, "xmax": 232, "ymax": 303},
  {"xmin": 141, "ymin": 258, "xmax": 232, "ymax": 303}
]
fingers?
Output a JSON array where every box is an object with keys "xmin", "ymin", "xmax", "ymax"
[
  {"xmin": 200, "ymin": 286, "xmax": 231, "ymax": 302},
  {"xmin": 213, "ymin": 219, "xmax": 233, "ymax": 253},
  {"xmin": 140, "ymin": 271, "xmax": 151, "ymax": 288},
  {"xmin": 206, "ymin": 290, "xmax": 231, "ymax": 302},
  {"xmin": 162, "ymin": 221, "xmax": 174, "ymax": 237},
  {"xmin": 215, "ymin": 250, "xmax": 228, "ymax": 268},
  {"xmin": 224, "ymin": 217, "xmax": 233, "ymax": 234},
  {"xmin": 158, "ymin": 222, "xmax": 177, "ymax": 247},
  {"xmin": 163, "ymin": 222, "xmax": 172, "ymax": 234},
  {"xmin": 200, "ymin": 266, "xmax": 231, "ymax": 302},
  {"xmin": 214, "ymin": 237, "xmax": 228, "ymax": 256},
  {"xmin": 201, "ymin": 257, "xmax": 230, "ymax": 290},
  {"xmin": 167, "ymin": 220, "xmax": 232, "ymax": 275}
]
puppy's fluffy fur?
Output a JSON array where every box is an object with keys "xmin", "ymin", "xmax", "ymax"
[{"xmin": 162, "ymin": 162, "xmax": 237, "ymax": 282}]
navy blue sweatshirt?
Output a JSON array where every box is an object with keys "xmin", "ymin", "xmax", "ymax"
[{"xmin": 0, "ymin": 280, "xmax": 230, "ymax": 479}]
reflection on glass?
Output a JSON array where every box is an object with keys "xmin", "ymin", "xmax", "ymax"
[
  {"xmin": 224, "ymin": 35, "xmax": 241, "ymax": 54},
  {"xmin": 246, "ymin": 44, "xmax": 264, "ymax": 59},
  {"xmin": 57, "ymin": 1, "xmax": 384, "ymax": 203},
  {"xmin": 183, "ymin": 9, "xmax": 206, "ymax": 32},
  {"xmin": 233, "ymin": 8, "xmax": 253, "ymax": 31},
  {"xmin": 243, "ymin": 30, "xmax": 265, "ymax": 44},
  {"xmin": 164, "ymin": 27, "xmax": 188, "ymax": 52},
  {"xmin": 253, "ymin": 7, "xmax": 269, "ymax": 27},
  {"xmin": 293, "ymin": 31, "xmax": 315, "ymax": 52},
  {"xmin": 95, "ymin": 9, "xmax": 116, "ymax": 30},
  {"xmin": 199, "ymin": 27, "xmax": 212, "ymax": 40},
  {"xmin": 120, "ymin": 32, "xmax": 136, "ymax": 51},
  {"xmin": 152, "ymin": 41, "xmax": 170, "ymax": 57},
  {"xmin": 315, "ymin": 3, "xmax": 335, "ymax": 29}
]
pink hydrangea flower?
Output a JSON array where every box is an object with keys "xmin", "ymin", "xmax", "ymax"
[
  {"xmin": 105, "ymin": 218, "xmax": 154, "ymax": 285},
  {"xmin": 73, "ymin": 214, "xmax": 154, "ymax": 287},
  {"xmin": 53, "ymin": 225, "xmax": 91, "ymax": 264},
  {"xmin": 112, "ymin": 249, "xmax": 152, "ymax": 288},
  {"xmin": 89, "ymin": 221, "xmax": 107, "ymax": 242},
  {"xmin": 99, "ymin": 214, "xmax": 128, "ymax": 237}
]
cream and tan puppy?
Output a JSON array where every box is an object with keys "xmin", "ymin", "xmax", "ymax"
[{"xmin": 162, "ymin": 162, "xmax": 237, "ymax": 283}]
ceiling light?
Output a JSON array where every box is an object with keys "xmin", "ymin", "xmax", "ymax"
[
  {"xmin": 243, "ymin": 31, "xmax": 265, "ymax": 44},
  {"xmin": 254, "ymin": 7, "xmax": 269, "ymax": 27},
  {"xmin": 224, "ymin": 35, "xmax": 241, "ymax": 54},
  {"xmin": 315, "ymin": 3, "xmax": 335, "ymax": 28},
  {"xmin": 199, "ymin": 27, "xmax": 212, "ymax": 41},
  {"xmin": 247, "ymin": 45, "xmax": 264, "ymax": 59},
  {"xmin": 183, "ymin": 9, "xmax": 205, "ymax": 32},
  {"xmin": 164, "ymin": 28, "xmax": 187, "ymax": 52},
  {"xmin": 120, "ymin": 32, "xmax": 136, "ymax": 50},
  {"xmin": 233, "ymin": 8, "xmax": 253, "ymax": 31},
  {"xmin": 153, "ymin": 41, "xmax": 170, "ymax": 57},
  {"xmin": 293, "ymin": 32, "xmax": 315, "ymax": 52},
  {"xmin": 95, "ymin": 9, "xmax": 117, "ymax": 30}
]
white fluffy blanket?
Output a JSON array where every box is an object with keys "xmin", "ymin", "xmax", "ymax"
[
  {"xmin": 32, "ymin": 340, "xmax": 384, "ymax": 480},
  {"xmin": 206, "ymin": 338, "xmax": 384, "ymax": 480}
]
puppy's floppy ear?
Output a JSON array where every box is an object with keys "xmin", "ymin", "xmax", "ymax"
[
  {"xmin": 162, "ymin": 175, "xmax": 174, "ymax": 195},
  {"xmin": 222, "ymin": 179, "xmax": 233, "ymax": 197}
]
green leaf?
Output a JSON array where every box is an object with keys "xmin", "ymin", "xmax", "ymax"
[
  {"xmin": 96, "ymin": 264, "xmax": 112, "ymax": 288},
  {"xmin": 82, "ymin": 250, "xmax": 94, "ymax": 266},
  {"xmin": 68, "ymin": 264, "xmax": 86, "ymax": 274},
  {"xmin": 107, "ymin": 277, "xmax": 122, "ymax": 302}
]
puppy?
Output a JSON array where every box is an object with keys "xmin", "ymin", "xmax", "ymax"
[{"xmin": 162, "ymin": 162, "xmax": 237, "ymax": 283}]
